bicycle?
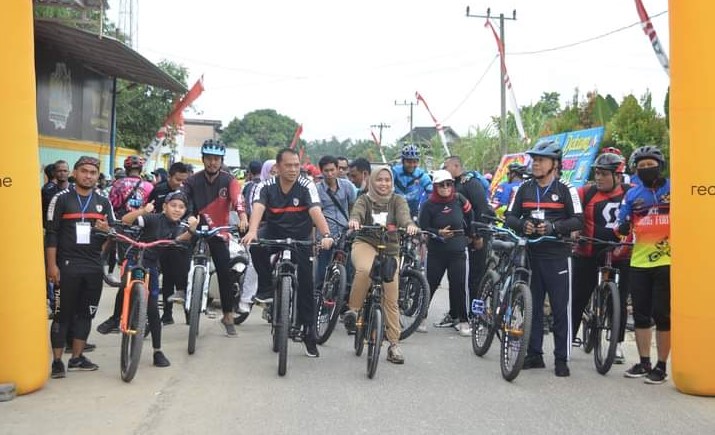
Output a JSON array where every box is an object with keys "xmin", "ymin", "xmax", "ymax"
[
  {"xmin": 397, "ymin": 231, "xmax": 430, "ymax": 340},
  {"xmin": 207, "ymin": 233, "xmax": 251, "ymax": 325},
  {"xmin": 470, "ymin": 219, "xmax": 559, "ymax": 382},
  {"xmin": 106, "ymin": 227, "xmax": 177, "ymax": 382},
  {"xmin": 577, "ymin": 236, "xmax": 632, "ymax": 375},
  {"xmin": 252, "ymin": 238, "xmax": 315, "ymax": 377},
  {"xmin": 315, "ymin": 228, "xmax": 349, "ymax": 345}
]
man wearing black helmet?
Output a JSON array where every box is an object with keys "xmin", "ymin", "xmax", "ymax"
[
  {"xmin": 492, "ymin": 162, "xmax": 526, "ymax": 209},
  {"xmin": 617, "ymin": 145, "xmax": 671, "ymax": 385},
  {"xmin": 571, "ymin": 149, "xmax": 631, "ymax": 365},
  {"xmin": 505, "ymin": 140, "xmax": 583, "ymax": 377}
]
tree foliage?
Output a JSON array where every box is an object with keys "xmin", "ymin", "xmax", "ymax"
[{"xmin": 222, "ymin": 109, "xmax": 303, "ymax": 163}]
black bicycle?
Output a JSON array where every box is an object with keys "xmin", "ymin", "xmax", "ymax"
[
  {"xmin": 315, "ymin": 228, "xmax": 349, "ymax": 345},
  {"xmin": 397, "ymin": 232, "xmax": 430, "ymax": 340}
]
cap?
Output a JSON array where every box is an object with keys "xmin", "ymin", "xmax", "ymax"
[{"xmin": 432, "ymin": 169, "xmax": 453, "ymax": 184}]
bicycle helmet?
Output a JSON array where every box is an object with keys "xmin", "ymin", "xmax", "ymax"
[
  {"xmin": 525, "ymin": 140, "xmax": 562, "ymax": 160},
  {"xmin": 164, "ymin": 190, "xmax": 188, "ymax": 206},
  {"xmin": 201, "ymin": 139, "xmax": 226, "ymax": 157},
  {"xmin": 123, "ymin": 155, "xmax": 145, "ymax": 171},
  {"xmin": 401, "ymin": 144, "xmax": 420, "ymax": 160},
  {"xmin": 630, "ymin": 145, "xmax": 665, "ymax": 168},
  {"xmin": 591, "ymin": 152, "xmax": 625, "ymax": 173},
  {"xmin": 600, "ymin": 146, "xmax": 622, "ymax": 156},
  {"xmin": 507, "ymin": 162, "xmax": 527, "ymax": 175}
]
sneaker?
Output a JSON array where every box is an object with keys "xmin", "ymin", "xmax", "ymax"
[
  {"xmin": 64, "ymin": 342, "xmax": 96, "ymax": 354},
  {"xmin": 237, "ymin": 301, "xmax": 251, "ymax": 314},
  {"xmin": 614, "ymin": 344, "xmax": 625, "ymax": 365},
  {"xmin": 522, "ymin": 354, "xmax": 546, "ymax": 370},
  {"xmin": 624, "ymin": 363, "xmax": 652, "ymax": 378},
  {"xmin": 387, "ymin": 344, "xmax": 405, "ymax": 364},
  {"xmin": 343, "ymin": 310, "xmax": 357, "ymax": 334},
  {"xmin": 457, "ymin": 322, "xmax": 472, "ymax": 337},
  {"xmin": 304, "ymin": 337, "xmax": 320, "ymax": 358},
  {"xmin": 67, "ymin": 355, "xmax": 98, "ymax": 372},
  {"xmin": 644, "ymin": 367, "xmax": 668, "ymax": 385},
  {"xmin": 433, "ymin": 313, "xmax": 456, "ymax": 328},
  {"xmin": 221, "ymin": 318, "xmax": 238, "ymax": 337},
  {"xmin": 96, "ymin": 317, "xmax": 119, "ymax": 335},
  {"xmin": 153, "ymin": 351, "xmax": 171, "ymax": 368},
  {"xmin": 416, "ymin": 319, "xmax": 428, "ymax": 333},
  {"xmin": 168, "ymin": 291, "xmax": 186, "ymax": 304},
  {"xmin": 51, "ymin": 359, "xmax": 66, "ymax": 379},
  {"xmin": 555, "ymin": 360, "xmax": 570, "ymax": 377},
  {"xmin": 161, "ymin": 315, "xmax": 175, "ymax": 326}
]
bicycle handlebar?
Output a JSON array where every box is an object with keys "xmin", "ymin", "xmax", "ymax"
[
  {"xmin": 250, "ymin": 238, "xmax": 315, "ymax": 248},
  {"xmin": 191, "ymin": 225, "xmax": 238, "ymax": 238},
  {"xmin": 577, "ymin": 236, "xmax": 634, "ymax": 247},
  {"xmin": 107, "ymin": 230, "xmax": 180, "ymax": 251}
]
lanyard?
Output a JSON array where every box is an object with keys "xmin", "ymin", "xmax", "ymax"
[
  {"xmin": 535, "ymin": 178, "xmax": 555, "ymax": 210},
  {"xmin": 76, "ymin": 191, "xmax": 94, "ymax": 222}
]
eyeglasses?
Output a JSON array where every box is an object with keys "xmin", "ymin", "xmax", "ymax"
[
  {"xmin": 338, "ymin": 166, "xmax": 348, "ymax": 171},
  {"xmin": 436, "ymin": 181, "xmax": 454, "ymax": 188}
]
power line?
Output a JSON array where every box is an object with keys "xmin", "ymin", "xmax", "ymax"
[
  {"xmin": 443, "ymin": 55, "xmax": 498, "ymax": 123},
  {"xmin": 508, "ymin": 10, "xmax": 668, "ymax": 56}
]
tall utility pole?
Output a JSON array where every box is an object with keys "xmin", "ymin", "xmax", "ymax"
[
  {"xmin": 394, "ymin": 99, "xmax": 417, "ymax": 144},
  {"xmin": 370, "ymin": 123, "xmax": 390, "ymax": 163},
  {"xmin": 466, "ymin": 7, "xmax": 517, "ymax": 156}
]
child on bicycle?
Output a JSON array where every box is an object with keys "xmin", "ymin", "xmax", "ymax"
[{"xmin": 121, "ymin": 190, "xmax": 198, "ymax": 367}]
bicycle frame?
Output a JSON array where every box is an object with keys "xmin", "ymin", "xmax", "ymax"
[
  {"xmin": 185, "ymin": 225, "xmax": 235, "ymax": 313},
  {"xmin": 273, "ymin": 248, "xmax": 301, "ymax": 338}
]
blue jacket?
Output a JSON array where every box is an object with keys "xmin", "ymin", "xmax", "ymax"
[{"xmin": 392, "ymin": 165, "xmax": 433, "ymax": 218}]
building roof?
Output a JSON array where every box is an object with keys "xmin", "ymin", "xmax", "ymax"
[
  {"xmin": 34, "ymin": 19, "xmax": 186, "ymax": 93},
  {"xmin": 397, "ymin": 126, "xmax": 460, "ymax": 144}
]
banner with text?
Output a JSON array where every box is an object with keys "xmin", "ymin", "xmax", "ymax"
[
  {"xmin": 533, "ymin": 126, "xmax": 604, "ymax": 187},
  {"xmin": 489, "ymin": 152, "xmax": 530, "ymax": 199}
]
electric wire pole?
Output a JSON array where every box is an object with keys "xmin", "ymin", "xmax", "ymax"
[
  {"xmin": 394, "ymin": 99, "xmax": 417, "ymax": 144},
  {"xmin": 466, "ymin": 6, "xmax": 517, "ymax": 156},
  {"xmin": 370, "ymin": 123, "xmax": 390, "ymax": 163}
]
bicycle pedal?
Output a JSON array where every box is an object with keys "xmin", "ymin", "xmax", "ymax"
[
  {"xmin": 471, "ymin": 299, "xmax": 485, "ymax": 315},
  {"xmin": 504, "ymin": 328, "xmax": 524, "ymax": 337},
  {"xmin": 126, "ymin": 329, "xmax": 138, "ymax": 336}
]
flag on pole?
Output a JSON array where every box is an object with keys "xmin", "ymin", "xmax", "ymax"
[
  {"xmin": 484, "ymin": 20, "xmax": 527, "ymax": 141},
  {"xmin": 414, "ymin": 91, "xmax": 451, "ymax": 157},
  {"xmin": 634, "ymin": 0, "xmax": 670, "ymax": 77},
  {"xmin": 290, "ymin": 124, "xmax": 304, "ymax": 149}
]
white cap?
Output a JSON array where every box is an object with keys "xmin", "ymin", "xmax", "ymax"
[{"xmin": 432, "ymin": 169, "xmax": 453, "ymax": 184}]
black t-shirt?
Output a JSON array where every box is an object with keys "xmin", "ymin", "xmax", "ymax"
[
  {"xmin": 45, "ymin": 186, "xmax": 116, "ymax": 272},
  {"xmin": 130, "ymin": 213, "xmax": 186, "ymax": 267},
  {"xmin": 418, "ymin": 193, "xmax": 473, "ymax": 252},
  {"xmin": 253, "ymin": 175, "xmax": 321, "ymax": 240},
  {"xmin": 147, "ymin": 180, "xmax": 172, "ymax": 210}
]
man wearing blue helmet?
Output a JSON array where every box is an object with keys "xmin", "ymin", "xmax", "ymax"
[{"xmin": 392, "ymin": 144, "xmax": 433, "ymax": 219}]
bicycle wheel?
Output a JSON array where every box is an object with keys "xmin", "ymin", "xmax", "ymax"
[
  {"xmin": 187, "ymin": 267, "xmax": 205, "ymax": 355},
  {"xmin": 472, "ymin": 270, "xmax": 499, "ymax": 357},
  {"xmin": 582, "ymin": 291, "xmax": 597, "ymax": 354},
  {"xmin": 277, "ymin": 276, "xmax": 291, "ymax": 376},
  {"xmin": 398, "ymin": 268, "xmax": 430, "ymax": 340},
  {"xmin": 500, "ymin": 283, "xmax": 532, "ymax": 382},
  {"xmin": 594, "ymin": 282, "xmax": 621, "ymax": 375},
  {"xmin": 316, "ymin": 263, "xmax": 347, "ymax": 345},
  {"xmin": 232, "ymin": 271, "xmax": 250, "ymax": 326},
  {"xmin": 366, "ymin": 304, "xmax": 384, "ymax": 379},
  {"xmin": 354, "ymin": 309, "xmax": 366, "ymax": 357},
  {"xmin": 120, "ymin": 282, "xmax": 147, "ymax": 383}
]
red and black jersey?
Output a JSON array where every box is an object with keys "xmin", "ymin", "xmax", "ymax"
[
  {"xmin": 182, "ymin": 170, "xmax": 245, "ymax": 228},
  {"xmin": 575, "ymin": 184, "xmax": 631, "ymax": 259},
  {"xmin": 45, "ymin": 186, "xmax": 116, "ymax": 272},
  {"xmin": 253, "ymin": 175, "xmax": 321, "ymax": 240}
]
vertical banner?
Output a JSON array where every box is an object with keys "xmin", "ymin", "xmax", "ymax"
[
  {"xmin": 370, "ymin": 130, "xmax": 388, "ymax": 163},
  {"xmin": 670, "ymin": 0, "xmax": 715, "ymax": 396},
  {"xmin": 635, "ymin": 0, "xmax": 670, "ymax": 76},
  {"xmin": 0, "ymin": 2, "xmax": 49, "ymax": 394},
  {"xmin": 415, "ymin": 91, "xmax": 451, "ymax": 157},
  {"xmin": 290, "ymin": 124, "xmax": 303, "ymax": 150}
]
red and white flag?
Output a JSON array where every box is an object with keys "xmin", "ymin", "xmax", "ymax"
[
  {"xmin": 485, "ymin": 20, "xmax": 527, "ymax": 141},
  {"xmin": 414, "ymin": 91, "xmax": 451, "ymax": 157},
  {"xmin": 290, "ymin": 124, "xmax": 304, "ymax": 149},
  {"xmin": 634, "ymin": 0, "xmax": 669, "ymax": 77},
  {"xmin": 370, "ymin": 129, "xmax": 388, "ymax": 163}
]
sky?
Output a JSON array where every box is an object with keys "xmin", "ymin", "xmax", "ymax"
[{"xmin": 106, "ymin": 0, "xmax": 670, "ymax": 146}]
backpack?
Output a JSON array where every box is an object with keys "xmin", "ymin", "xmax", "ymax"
[{"xmin": 462, "ymin": 170, "xmax": 491, "ymax": 192}]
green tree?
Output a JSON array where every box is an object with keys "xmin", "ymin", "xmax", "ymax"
[
  {"xmin": 222, "ymin": 109, "xmax": 301, "ymax": 150},
  {"xmin": 606, "ymin": 93, "xmax": 669, "ymax": 161}
]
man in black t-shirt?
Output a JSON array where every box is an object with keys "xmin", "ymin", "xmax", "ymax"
[{"xmin": 242, "ymin": 148, "xmax": 333, "ymax": 358}]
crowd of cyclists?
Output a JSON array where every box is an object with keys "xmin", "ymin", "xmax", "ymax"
[{"xmin": 41, "ymin": 138, "xmax": 671, "ymax": 385}]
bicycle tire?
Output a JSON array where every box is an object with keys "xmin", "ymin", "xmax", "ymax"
[
  {"xmin": 582, "ymin": 291, "xmax": 597, "ymax": 354},
  {"xmin": 120, "ymin": 282, "xmax": 147, "ymax": 383},
  {"xmin": 277, "ymin": 276, "xmax": 291, "ymax": 376},
  {"xmin": 232, "ymin": 270, "xmax": 250, "ymax": 325},
  {"xmin": 594, "ymin": 282, "xmax": 621, "ymax": 375},
  {"xmin": 354, "ymin": 309, "xmax": 366, "ymax": 357},
  {"xmin": 398, "ymin": 268, "xmax": 430, "ymax": 340},
  {"xmin": 471, "ymin": 270, "xmax": 499, "ymax": 357},
  {"xmin": 187, "ymin": 267, "xmax": 205, "ymax": 355},
  {"xmin": 500, "ymin": 283, "xmax": 532, "ymax": 382},
  {"xmin": 316, "ymin": 263, "xmax": 347, "ymax": 345},
  {"xmin": 367, "ymin": 305, "xmax": 384, "ymax": 379}
]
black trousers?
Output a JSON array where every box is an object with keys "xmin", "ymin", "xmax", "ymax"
[
  {"xmin": 50, "ymin": 270, "xmax": 103, "ymax": 349},
  {"xmin": 467, "ymin": 243, "xmax": 488, "ymax": 307},
  {"xmin": 571, "ymin": 255, "xmax": 630, "ymax": 342},
  {"xmin": 630, "ymin": 266, "xmax": 670, "ymax": 331},
  {"xmin": 528, "ymin": 256, "xmax": 572, "ymax": 362},
  {"xmin": 207, "ymin": 237, "xmax": 234, "ymax": 314},
  {"xmin": 159, "ymin": 249, "xmax": 191, "ymax": 318},
  {"xmin": 426, "ymin": 249, "xmax": 469, "ymax": 322}
]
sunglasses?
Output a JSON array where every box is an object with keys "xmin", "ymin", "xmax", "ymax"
[
  {"xmin": 436, "ymin": 181, "xmax": 454, "ymax": 188},
  {"xmin": 338, "ymin": 166, "xmax": 348, "ymax": 171}
]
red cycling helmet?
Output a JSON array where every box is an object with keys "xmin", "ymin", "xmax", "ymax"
[
  {"xmin": 600, "ymin": 146, "xmax": 622, "ymax": 156},
  {"xmin": 124, "ymin": 155, "xmax": 145, "ymax": 171}
]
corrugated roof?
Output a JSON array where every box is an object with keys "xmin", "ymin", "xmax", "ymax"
[{"xmin": 34, "ymin": 19, "xmax": 186, "ymax": 93}]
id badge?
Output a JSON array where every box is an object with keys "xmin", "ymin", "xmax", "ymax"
[
  {"xmin": 372, "ymin": 212, "xmax": 388, "ymax": 226},
  {"xmin": 76, "ymin": 222, "xmax": 91, "ymax": 245},
  {"xmin": 531, "ymin": 209, "xmax": 545, "ymax": 221}
]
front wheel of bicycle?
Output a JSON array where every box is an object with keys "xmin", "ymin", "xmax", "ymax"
[
  {"xmin": 354, "ymin": 310, "xmax": 366, "ymax": 357},
  {"xmin": 277, "ymin": 276, "xmax": 291, "ymax": 377},
  {"xmin": 500, "ymin": 283, "xmax": 532, "ymax": 382},
  {"xmin": 594, "ymin": 282, "xmax": 621, "ymax": 375},
  {"xmin": 582, "ymin": 291, "xmax": 597, "ymax": 354},
  {"xmin": 120, "ymin": 282, "xmax": 147, "ymax": 383},
  {"xmin": 316, "ymin": 263, "xmax": 347, "ymax": 345},
  {"xmin": 366, "ymin": 304, "xmax": 384, "ymax": 379},
  {"xmin": 398, "ymin": 268, "xmax": 430, "ymax": 340},
  {"xmin": 187, "ymin": 267, "xmax": 205, "ymax": 355},
  {"xmin": 472, "ymin": 270, "xmax": 499, "ymax": 357}
]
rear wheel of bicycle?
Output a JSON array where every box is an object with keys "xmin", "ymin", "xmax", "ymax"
[
  {"xmin": 594, "ymin": 282, "xmax": 621, "ymax": 375},
  {"xmin": 500, "ymin": 283, "xmax": 532, "ymax": 382},
  {"xmin": 120, "ymin": 283, "xmax": 147, "ymax": 383},
  {"xmin": 472, "ymin": 270, "xmax": 499, "ymax": 357},
  {"xmin": 277, "ymin": 276, "xmax": 291, "ymax": 376},
  {"xmin": 354, "ymin": 310, "xmax": 366, "ymax": 357},
  {"xmin": 366, "ymin": 304, "xmax": 384, "ymax": 379},
  {"xmin": 582, "ymin": 292, "xmax": 597, "ymax": 354},
  {"xmin": 316, "ymin": 263, "xmax": 347, "ymax": 345},
  {"xmin": 187, "ymin": 267, "xmax": 205, "ymax": 355},
  {"xmin": 398, "ymin": 268, "xmax": 430, "ymax": 340}
]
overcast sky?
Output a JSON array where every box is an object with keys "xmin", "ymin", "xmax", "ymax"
[{"xmin": 107, "ymin": 0, "xmax": 670, "ymax": 146}]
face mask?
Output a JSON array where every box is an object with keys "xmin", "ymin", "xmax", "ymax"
[{"xmin": 637, "ymin": 166, "xmax": 660, "ymax": 186}]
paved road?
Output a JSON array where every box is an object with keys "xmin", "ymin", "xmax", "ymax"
[{"xmin": 2, "ymin": 285, "xmax": 714, "ymax": 435}]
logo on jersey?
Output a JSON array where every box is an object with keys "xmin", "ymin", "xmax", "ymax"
[
  {"xmin": 293, "ymin": 198, "xmax": 299, "ymax": 206},
  {"xmin": 551, "ymin": 194, "xmax": 559, "ymax": 201},
  {"xmin": 95, "ymin": 204, "xmax": 103, "ymax": 212},
  {"xmin": 602, "ymin": 203, "xmax": 619, "ymax": 229},
  {"xmin": 441, "ymin": 206, "xmax": 453, "ymax": 214},
  {"xmin": 219, "ymin": 187, "xmax": 228, "ymax": 199},
  {"xmin": 660, "ymin": 193, "xmax": 670, "ymax": 204}
]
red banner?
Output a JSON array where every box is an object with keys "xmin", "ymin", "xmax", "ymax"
[
  {"xmin": 634, "ymin": 0, "xmax": 670, "ymax": 76},
  {"xmin": 290, "ymin": 124, "xmax": 304, "ymax": 149}
]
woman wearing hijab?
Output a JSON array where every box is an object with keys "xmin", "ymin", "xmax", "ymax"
[
  {"xmin": 418, "ymin": 170, "xmax": 474, "ymax": 336},
  {"xmin": 260, "ymin": 159, "xmax": 277, "ymax": 181},
  {"xmin": 344, "ymin": 166, "xmax": 419, "ymax": 364}
]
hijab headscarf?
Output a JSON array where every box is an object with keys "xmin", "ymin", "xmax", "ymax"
[
  {"xmin": 260, "ymin": 159, "xmax": 276, "ymax": 181},
  {"xmin": 367, "ymin": 166, "xmax": 394, "ymax": 206}
]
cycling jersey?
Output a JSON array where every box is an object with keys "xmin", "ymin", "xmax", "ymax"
[
  {"xmin": 492, "ymin": 180, "xmax": 522, "ymax": 208},
  {"xmin": 252, "ymin": 175, "xmax": 321, "ymax": 240},
  {"xmin": 182, "ymin": 170, "xmax": 245, "ymax": 228},
  {"xmin": 575, "ymin": 183, "xmax": 631, "ymax": 259},
  {"xmin": 108, "ymin": 176, "xmax": 153, "ymax": 217},
  {"xmin": 617, "ymin": 179, "xmax": 670, "ymax": 268},
  {"xmin": 391, "ymin": 165, "xmax": 432, "ymax": 218}
]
